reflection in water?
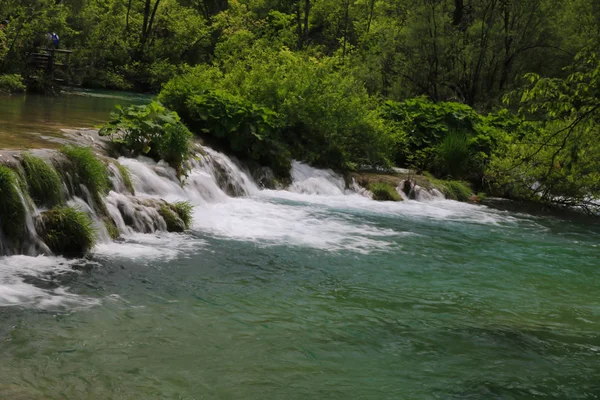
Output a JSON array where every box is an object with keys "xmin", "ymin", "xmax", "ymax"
[{"xmin": 0, "ymin": 90, "xmax": 149, "ymax": 148}]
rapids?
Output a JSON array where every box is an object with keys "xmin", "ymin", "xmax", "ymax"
[{"xmin": 0, "ymin": 144, "xmax": 598, "ymax": 399}]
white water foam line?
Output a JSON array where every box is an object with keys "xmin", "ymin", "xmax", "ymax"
[{"xmin": 0, "ymin": 255, "xmax": 100, "ymax": 309}]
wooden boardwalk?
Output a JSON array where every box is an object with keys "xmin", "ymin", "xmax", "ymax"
[{"xmin": 28, "ymin": 48, "xmax": 73, "ymax": 83}]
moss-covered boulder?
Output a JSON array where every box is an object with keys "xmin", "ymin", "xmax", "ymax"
[
  {"xmin": 38, "ymin": 206, "xmax": 96, "ymax": 257},
  {"xmin": 0, "ymin": 165, "xmax": 27, "ymax": 248},
  {"xmin": 369, "ymin": 182, "xmax": 402, "ymax": 202},
  {"xmin": 22, "ymin": 153, "xmax": 63, "ymax": 207},
  {"xmin": 60, "ymin": 146, "xmax": 110, "ymax": 201},
  {"xmin": 158, "ymin": 201, "xmax": 193, "ymax": 232}
]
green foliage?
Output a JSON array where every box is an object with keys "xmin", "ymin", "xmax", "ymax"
[
  {"xmin": 158, "ymin": 201, "xmax": 192, "ymax": 232},
  {"xmin": 60, "ymin": 146, "xmax": 110, "ymax": 199},
  {"xmin": 172, "ymin": 201, "xmax": 193, "ymax": 229},
  {"xmin": 38, "ymin": 206, "xmax": 96, "ymax": 257},
  {"xmin": 99, "ymin": 102, "xmax": 193, "ymax": 175},
  {"xmin": 185, "ymin": 90, "xmax": 291, "ymax": 176},
  {"xmin": 21, "ymin": 153, "xmax": 62, "ymax": 208},
  {"xmin": 0, "ymin": 74, "xmax": 25, "ymax": 94},
  {"xmin": 160, "ymin": 48, "xmax": 397, "ymax": 174},
  {"xmin": 0, "ymin": 165, "xmax": 27, "ymax": 246},
  {"xmin": 369, "ymin": 182, "xmax": 401, "ymax": 202},
  {"xmin": 488, "ymin": 49, "xmax": 600, "ymax": 211},
  {"xmin": 430, "ymin": 179, "xmax": 473, "ymax": 202}
]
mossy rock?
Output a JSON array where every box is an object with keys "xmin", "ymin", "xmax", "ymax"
[
  {"xmin": 158, "ymin": 201, "xmax": 193, "ymax": 232},
  {"xmin": 22, "ymin": 153, "xmax": 63, "ymax": 207},
  {"xmin": 0, "ymin": 165, "xmax": 27, "ymax": 248},
  {"xmin": 431, "ymin": 179, "xmax": 473, "ymax": 202},
  {"xmin": 38, "ymin": 206, "xmax": 96, "ymax": 257},
  {"xmin": 116, "ymin": 162, "xmax": 135, "ymax": 195},
  {"xmin": 60, "ymin": 146, "xmax": 110, "ymax": 200},
  {"xmin": 369, "ymin": 182, "xmax": 402, "ymax": 202}
]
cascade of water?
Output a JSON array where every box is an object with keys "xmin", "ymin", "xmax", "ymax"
[{"xmin": 288, "ymin": 161, "xmax": 346, "ymax": 196}]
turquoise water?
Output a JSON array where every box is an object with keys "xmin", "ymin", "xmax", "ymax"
[{"xmin": 0, "ymin": 191, "xmax": 598, "ymax": 399}]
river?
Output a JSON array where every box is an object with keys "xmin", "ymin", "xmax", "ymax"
[{"xmin": 0, "ymin": 92, "xmax": 599, "ymax": 399}]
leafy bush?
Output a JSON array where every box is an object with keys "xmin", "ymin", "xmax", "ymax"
[
  {"xmin": 60, "ymin": 146, "xmax": 110, "ymax": 200},
  {"xmin": 0, "ymin": 165, "xmax": 27, "ymax": 247},
  {"xmin": 159, "ymin": 48, "xmax": 397, "ymax": 174},
  {"xmin": 22, "ymin": 153, "xmax": 63, "ymax": 208},
  {"xmin": 185, "ymin": 91, "xmax": 291, "ymax": 177},
  {"xmin": 0, "ymin": 74, "xmax": 25, "ymax": 94},
  {"xmin": 100, "ymin": 102, "xmax": 193, "ymax": 175},
  {"xmin": 38, "ymin": 206, "xmax": 96, "ymax": 257},
  {"xmin": 369, "ymin": 182, "xmax": 401, "ymax": 201}
]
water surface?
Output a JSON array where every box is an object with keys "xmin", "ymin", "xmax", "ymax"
[{"xmin": 0, "ymin": 90, "xmax": 148, "ymax": 148}]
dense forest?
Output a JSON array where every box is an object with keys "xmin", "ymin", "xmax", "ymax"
[{"xmin": 1, "ymin": 0, "xmax": 600, "ymax": 211}]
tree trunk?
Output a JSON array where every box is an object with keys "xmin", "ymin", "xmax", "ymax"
[{"xmin": 303, "ymin": 0, "xmax": 310, "ymax": 44}]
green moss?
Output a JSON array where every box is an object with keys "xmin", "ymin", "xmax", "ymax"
[
  {"xmin": 0, "ymin": 165, "xmax": 27, "ymax": 246},
  {"xmin": 369, "ymin": 182, "xmax": 401, "ymax": 202},
  {"xmin": 158, "ymin": 205, "xmax": 185, "ymax": 232},
  {"xmin": 60, "ymin": 146, "xmax": 110, "ymax": 200},
  {"xmin": 103, "ymin": 217, "xmax": 120, "ymax": 240},
  {"xmin": 432, "ymin": 179, "xmax": 473, "ymax": 202},
  {"xmin": 116, "ymin": 162, "xmax": 135, "ymax": 195},
  {"xmin": 38, "ymin": 206, "xmax": 96, "ymax": 257},
  {"xmin": 22, "ymin": 153, "xmax": 63, "ymax": 207},
  {"xmin": 158, "ymin": 201, "xmax": 193, "ymax": 232},
  {"xmin": 172, "ymin": 201, "xmax": 193, "ymax": 229}
]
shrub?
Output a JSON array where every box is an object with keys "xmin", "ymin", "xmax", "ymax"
[
  {"xmin": 99, "ymin": 102, "xmax": 193, "ymax": 175},
  {"xmin": 38, "ymin": 206, "xmax": 96, "ymax": 257},
  {"xmin": 0, "ymin": 74, "xmax": 26, "ymax": 94},
  {"xmin": 370, "ymin": 182, "xmax": 401, "ymax": 202},
  {"xmin": 185, "ymin": 91, "xmax": 291, "ymax": 177},
  {"xmin": 0, "ymin": 165, "xmax": 27, "ymax": 246},
  {"xmin": 22, "ymin": 153, "xmax": 63, "ymax": 207},
  {"xmin": 60, "ymin": 146, "xmax": 110, "ymax": 200}
]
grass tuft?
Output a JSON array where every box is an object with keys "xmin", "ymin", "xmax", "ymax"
[
  {"xmin": 22, "ymin": 153, "xmax": 63, "ymax": 207},
  {"xmin": 432, "ymin": 179, "xmax": 473, "ymax": 202},
  {"xmin": 116, "ymin": 162, "xmax": 135, "ymax": 195},
  {"xmin": 158, "ymin": 201, "xmax": 193, "ymax": 232},
  {"xmin": 38, "ymin": 206, "xmax": 96, "ymax": 257},
  {"xmin": 60, "ymin": 146, "xmax": 110, "ymax": 200},
  {"xmin": 369, "ymin": 182, "xmax": 401, "ymax": 202},
  {"xmin": 0, "ymin": 165, "xmax": 27, "ymax": 246},
  {"xmin": 172, "ymin": 201, "xmax": 193, "ymax": 228}
]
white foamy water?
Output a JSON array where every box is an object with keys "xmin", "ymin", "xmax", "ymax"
[
  {"xmin": 0, "ymin": 256, "xmax": 100, "ymax": 309},
  {"xmin": 94, "ymin": 232, "xmax": 206, "ymax": 261},
  {"xmin": 0, "ymin": 145, "xmax": 521, "ymax": 310}
]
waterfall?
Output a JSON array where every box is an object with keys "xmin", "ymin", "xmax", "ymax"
[
  {"xmin": 289, "ymin": 161, "xmax": 346, "ymax": 196},
  {"xmin": 0, "ymin": 142, "xmax": 455, "ymax": 258}
]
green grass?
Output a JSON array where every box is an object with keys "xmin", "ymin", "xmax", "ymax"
[
  {"xmin": 22, "ymin": 153, "xmax": 63, "ymax": 207},
  {"xmin": 172, "ymin": 201, "xmax": 193, "ymax": 228},
  {"xmin": 369, "ymin": 182, "xmax": 401, "ymax": 202},
  {"xmin": 116, "ymin": 162, "xmax": 135, "ymax": 194},
  {"xmin": 158, "ymin": 201, "xmax": 193, "ymax": 232},
  {"xmin": 432, "ymin": 179, "xmax": 473, "ymax": 202},
  {"xmin": 60, "ymin": 146, "xmax": 110, "ymax": 199},
  {"xmin": 38, "ymin": 206, "xmax": 96, "ymax": 257},
  {"xmin": 0, "ymin": 165, "xmax": 27, "ymax": 246}
]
